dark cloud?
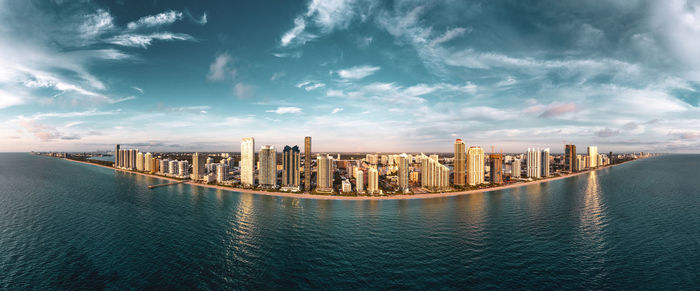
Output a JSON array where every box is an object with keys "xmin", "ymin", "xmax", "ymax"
[{"xmin": 596, "ymin": 128, "xmax": 621, "ymax": 137}]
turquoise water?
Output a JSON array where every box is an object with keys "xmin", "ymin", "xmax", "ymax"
[{"xmin": 1, "ymin": 153, "xmax": 699, "ymax": 289}]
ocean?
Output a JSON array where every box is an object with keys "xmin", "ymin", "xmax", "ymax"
[{"xmin": 1, "ymin": 153, "xmax": 698, "ymax": 289}]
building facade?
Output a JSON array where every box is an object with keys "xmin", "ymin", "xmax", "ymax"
[
  {"xmin": 282, "ymin": 145, "xmax": 300, "ymax": 190},
  {"xmin": 259, "ymin": 145, "xmax": 277, "ymax": 187},
  {"xmin": 565, "ymin": 144, "xmax": 577, "ymax": 172},
  {"xmin": 316, "ymin": 155, "xmax": 334, "ymax": 192},
  {"xmin": 241, "ymin": 137, "xmax": 255, "ymax": 186},
  {"xmin": 368, "ymin": 167, "xmax": 379, "ymax": 194},
  {"xmin": 541, "ymin": 148, "xmax": 550, "ymax": 177},
  {"xmin": 588, "ymin": 146, "xmax": 598, "ymax": 168},
  {"xmin": 304, "ymin": 136, "xmax": 311, "ymax": 192},
  {"xmin": 453, "ymin": 139, "xmax": 466, "ymax": 185},
  {"xmin": 489, "ymin": 154, "xmax": 503, "ymax": 184},
  {"xmin": 467, "ymin": 146, "xmax": 485, "ymax": 186},
  {"xmin": 527, "ymin": 148, "xmax": 541, "ymax": 178},
  {"xmin": 398, "ymin": 153, "xmax": 410, "ymax": 192}
]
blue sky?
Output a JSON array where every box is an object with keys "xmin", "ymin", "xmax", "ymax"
[{"xmin": 1, "ymin": 0, "xmax": 700, "ymax": 153}]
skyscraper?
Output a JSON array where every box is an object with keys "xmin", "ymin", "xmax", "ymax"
[
  {"xmin": 114, "ymin": 144, "xmax": 120, "ymax": 167},
  {"xmin": 467, "ymin": 146, "xmax": 485, "ymax": 186},
  {"xmin": 453, "ymin": 139, "xmax": 466, "ymax": 185},
  {"xmin": 398, "ymin": 153, "xmax": 410, "ymax": 192},
  {"xmin": 489, "ymin": 154, "xmax": 503, "ymax": 184},
  {"xmin": 368, "ymin": 167, "xmax": 379, "ymax": 194},
  {"xmin": 259, "ymin": 145, "xmax": 276, "ymax": 188},
  {"xmin": 128, "ymin": 149, "xmax": 136, "ymax": 170},
  {"xmin": 421, "ymin": 153, "xmax": 450, "ymax": 190},
  {"xmin": 144, "ymin": 152, "xmax": 152, "ymax": 172},
  {"xmin": 541, "ymin": 148, "xmax": 550, "ymax": 177},
  {"xmin": 192, "ymin": 152, "xmax": 206, "ymax": 181},
  {"xmin": 588, "ymin": 146, "xmax": 598, "ymax": 168},
  {"xmin": 241, "ymin": 137, "xmax": 255, "ymax": 186},
  {"xmin": 304, "ymin": 136, "xmax": 311, "ymax": 192},
  {"xmin": 565, "ymin": 144, "xmax": 577, "ymax": 172},
  {"xmin": 316, "ymin": 155, "xmax": 334, "ymax": 192},
  {"xmin": 136, "ymin": 152, "xmax": 144, "ymax": 171},
  {"xmin": 527, "ymin": 148, "xmax": 541, "ymax": 178},
  {"xmin": 282, "ymin": 145, "xmax": 300, "ymax": 190},
  {"xmin": 356, "ymin": 170, "xmax": 364, "ymax": 193},
  {"xmin": 512, "ymin": 159, "xmax": 521, "ymax": 178}
]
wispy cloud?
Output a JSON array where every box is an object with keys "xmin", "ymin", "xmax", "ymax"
[
  {"xmin": 106, "ymin": 32, "xmax": 195, "ymax": 48},
  {"xmin": 266, "ymin": 106, "xmax": 303, "ymax": 114},
  {"xmin": 296, "ymin": 80, "xmax": 326, "ymax": 91},
  {"xmin": 127, "ymin": 10, "xmax": 183, "ymax": 30},
  {"xmin": 336, "ymin": 65, "xmax": 380, "ymax": 79},
  {"xmin": 331, "ymin": 107, "xmax": 343, "ymax": 114},
  {"xmin": 207, "ymin": 52, "xmax": 235, "ymax": 81},
  {"xmin": 233, "ymin": 83, "xmax": 255, "ymax": 99}
]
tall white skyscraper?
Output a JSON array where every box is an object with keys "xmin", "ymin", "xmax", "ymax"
[
  {"xmin": 368, "ymin": 167, "xmax": 379, "ymax": 194},
  {"xmin": 241, "ymin": 137, "xmax": 255, "ymax": 186},
  {"xmin": 398, "ymin": 153, "xmax": 409, "ymax": 192},
  {"xmin": 512, "ymin": 159, "xmax": 521, "ymax": 178},
  {"xmin": 541, "ymin": 148, "xmax": 550, "ymax": 177},
  {"xmin": 259, "ymin": 145, "xmax": 276, "ymax": 187},
  {"xmin": 136, "ymin": 152, "xmax": 144, "ymax": 171},
  {"xmin": 527, "ymin": 148, "xmax": 541, "ymax": 178},
  {"xmin": 588, "ymin": 146, "xmax": 598, "ymax": 168},
  {"xmin": 467, "ymin": 147, "xmax": 485, "ymax": 186},
  {"xmin": 144, "ymin": 152, "xmax": 152, "ymax": 172},
  {"xmin": 356, "ymin": 170, "xmax": 364, "ymax": 193},
  {"xmin": 178, "ymin": 161, "xmax": 189, "ymax": 177},
  {"xmin": 421, "ymin": 153, "xmax": 449, "ymax": 190},
  {"xmin": 316, "ymin": 155, "xmax": 334, "ymax": 192}
]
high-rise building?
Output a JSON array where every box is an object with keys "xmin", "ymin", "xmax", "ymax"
[
  {"xmin": 316, "ymin": 155, "xmax": 334, "ymax": 192},
  {"xmin": 356, "ymin": 170, "xmax": 364, "ymax": 193},
  {"xmin": 512, "ymin": 159, "xmax": 521, "ymax": 178},
  {"xmin": 368, "ymin": 167, "xmax": 379, "ymax": 194},
  {"xmin": 489, "ymin": 154, "xmax": 503, "ymax": 184},
  {"xmin": 453, "ymin": 139, "xmax": 466, "ymax": 185},
  {"xmin": 216, "ymin": 164, "xmax": 229, "ymax": 183},
  {"xmin": 527, "ymin": 148, "xmax": 541, "ymax": 178},
  {"xmin": 160, "ymin": 159, "xmax": 169, "ymax": 174},
  {"xmin": 150, "ymin": 157, "xmax": 158, "ymax": 173},
  {"xmin": 565, "ymin": 144, "xmax": 577, "ymax": 172},
  {"xmin": 467, "ymin": 146, "xmax": 485, "ymax": 186},
  {"xmin": 169, "ymin": 160, "xmax": 178, "ymax": 175},
  {"xmin": 421, "ymin": 153, "xmax": 450, "ymax": 190},
  {"xmin": 192, "ymin": 152, "xmax": 206, "ymax": 181},
  {"xmin": 398, "ymin": 153, "xmax": 410, "ymax": 192},
  {"xmin": 259, "ymin": 145, "xmax": 276, "ymax": 188},
  {"xmin": 136, "ymin": 152, "xmax": 144, "ymax": 171},
  {"xmin": 304, "ymin": 136, "xmax": 311, "ymax": 192},
  {"xmin": 144, "ymin": 153, "xmax": 152, "ymax": 172},
  {"xmin": 341, "ymin": 180, "xmax": 352, "ymax": 193},
  {"xmin": 541, "ymin": 148, "xmax": 550, "ymax": 177},
  {"xmin": 241, "ymin": 137, "xmax": 255, "ymax": 186},
  {"xmin": 128, "ymin": 149, "xmax": 135, "ymax": 170},
  {"xmin": 588, "ymin": 146, "xmax": 598, "ymax": 168},
  {"xmin": 114, "ymin": 144, "xmax": 120, "ymax": 167},
  {"xmin": 282, "ymin": 145, "xmax": 300, "ymax": 190},
  {"xmin": 178, "ymin": 161, "xmax": 189, "ymax": 177}
]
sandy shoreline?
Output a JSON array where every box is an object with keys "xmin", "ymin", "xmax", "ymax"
[{"xmin": 60, "ymin": 156, "xmax": 636, "ymax": 201}]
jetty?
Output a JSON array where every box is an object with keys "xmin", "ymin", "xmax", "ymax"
[{"xmin": 148, "ymin": 181, "xmax": 186, "ymax": 189}]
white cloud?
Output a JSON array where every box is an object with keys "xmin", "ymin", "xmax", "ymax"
[
  {"xmin": 0, "ymin": 90, "xmax": 25, "ymax": 109},
  {"xmin": 296, "ymin": 80, "xmax": 326, "ymax": 91},
  {"xmin": 131, "ymin": 86, "xmax": 144, "ymax": 94},
  {"xmin": 266, "ymin": 106, "xmax": 303, "ymax": 114},
  {"xmin": 430, "ymin": 27, "xmax": 470, "ymax": 46},
  {"xmin": 197, "ymin": 12, "xmax": 208, "ymax": 25},
  {"xmin": 280, "ymin": 0, "xmax": 365, "ymax": 47},
  {"xmin": 79, "ymin": 9, "xmax": 114, "ymax": 39},
  {"xmin": 331, "ymin": 107, "xmax": 343, "ymax": 114},
  {"xmin": 106, "ymin": 32, "xmax": 194, "ymax": 48},
  {"xmin": 127, "ymin": 10, "xmax": 183, "ymax": 30},
  {"xmin": 281, "ymin": 17, "xmax": 317, "ymax": 47},
  {"xmin": 270, "ymin": 72, "xmax": 286, "ymax": 81},
  {"xmin": 233, "ymin": 83, "xmax": 255, "ymax": 99},
  {"xmin": 207, "ymin": 53, "xmax": 235, "ymax": 81},
  {"xmin": 336, "ymin": 65, "xmax": 380, "ymax": 79}
]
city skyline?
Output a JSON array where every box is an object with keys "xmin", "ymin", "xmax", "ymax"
[{"xmin": 2, "ymin": 1, "xmax": 700, "ymax": 153}]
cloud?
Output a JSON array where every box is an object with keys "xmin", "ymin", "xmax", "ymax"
[
  {"xmin": 336, "ymin": 65, "xmax": 380, "ymax": 79},
  {"xmin": 0, "ymin": 90, "xmax": 25, "ymax": 109},
  {"xmin": 131, "ymin": 86, "xmax": 143, "ymax": 94},
  {"xmin": 106, "ymin": 32, "xmax": 195, "ymax": 48},
  {"xmin": 79, "ymin": 9, "xmax": 114, "ymax": 40},
  {"xmin": 266, "ymin": 106, "xmax": 303, "ymax": 114},
  {"xmin": 529, "ymin": 102, "xmax": 578, "ymax": 118},
  {"xmin": 196, "ymin": 12, "xmax": 208, "ymax": 25},
  {"xmin": 270, "ymin": 72, "xmax": 286, "ymax": 81},
  {"xmin": 331, "ymin": 107, "xmax": 343, "ymax": 114},
  {"xmin": 596, "ymin": 128, "xmax": 621, "ymax": 137},
  {"xmin": 430, "ymin": 27, "xmax": 470, "ymax": 46},
  {"xmin": 127, "ymin": 10, "xmax": 183, "ymax": 30},
  {"xmin": 207, "ymin": 53, "xmax": 235, "ymax": 81},
  {"xmin": 296, "ymin": 80, "xmax": 326, "ymax": 91},
  {"xmin": 623, "ymin": 122, "xmax": 639, "ymax": 130},
  {"xmin": 280, "ymin": 0, "xmax": 370, "ymax": 47},
  {"xmin": 233, "ymin": 83, "xmax": 255, "ymax": 99}
]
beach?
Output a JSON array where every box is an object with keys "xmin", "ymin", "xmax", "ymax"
[{"xmin": 62, "ymin": 156, "xmax": 635, "ymax": 201}]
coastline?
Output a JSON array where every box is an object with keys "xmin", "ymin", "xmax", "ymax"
[{"xmin": 59, "ymin": 156, "xmax": 636, "ymax": 201}]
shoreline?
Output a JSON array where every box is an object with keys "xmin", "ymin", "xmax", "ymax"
[{"xmin": 57, "ymin": 155, "xmax": 639, "ymax": 201}]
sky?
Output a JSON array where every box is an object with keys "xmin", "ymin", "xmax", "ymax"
[{"xmin": 1, "ymin": 0, "xmax": 700, "ymax": 153}]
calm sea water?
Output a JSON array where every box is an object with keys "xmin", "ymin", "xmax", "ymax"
[{"xmin": 1, "ymin": 153, "xmax": 699, "ymax": 289}]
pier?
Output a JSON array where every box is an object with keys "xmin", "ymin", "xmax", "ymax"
[{"xmin": 148, "ymin": 181, "xmax": 186, "ymax": 189}]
